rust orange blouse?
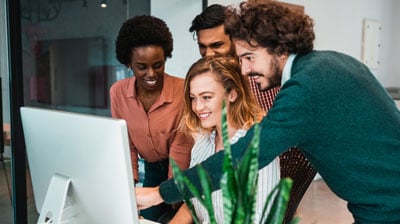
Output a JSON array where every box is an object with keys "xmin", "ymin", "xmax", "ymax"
[{"xmin": 110, "ymin": 73, "xmax": 193, "ymax": 181}]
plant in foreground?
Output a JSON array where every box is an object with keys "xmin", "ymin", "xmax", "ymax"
[{"xmin": 171, "ymin": 105, "xmax": 299, "ymax": 224}]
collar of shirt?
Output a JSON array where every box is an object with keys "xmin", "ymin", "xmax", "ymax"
[
  {"xmin": 281, "ymin": 54, "xmax": 297, "ymax": 87},
  {"xmin": 209, "ymin": 129, "xmax": 247, "ymax": 145},
  {"xmin": 127, "ymin": 73, "xmax": 174, "ymax": 104}
]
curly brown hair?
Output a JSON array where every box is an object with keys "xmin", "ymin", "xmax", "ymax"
[
  {"xmin": 225, "ymin": 2, "xmax": 315, "ymax": 55},
  {"xmin": 115, "ymin": 15, "xmax": 173, "ymax": 67}
]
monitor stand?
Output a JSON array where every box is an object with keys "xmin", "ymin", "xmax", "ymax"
[
  {"xmin": 37, "ymin": 174, "xmax": 77, "ymax": 224},
  {"xmin": 37, "ymin": 174, "xmax": 159, "ymax": 224}
]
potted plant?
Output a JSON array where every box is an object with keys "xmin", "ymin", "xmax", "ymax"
[{"xmin": 171, "ymin": 105, "xmax": 299, "ymax": 224}]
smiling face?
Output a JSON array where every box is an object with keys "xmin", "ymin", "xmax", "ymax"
[
  {"xmin": 197, "ymin": 25, "xmax": 234, "ymax": 57},
  {"xmin": 130, "ymin": 45, "xmax": 165, "ymax": 92},
  {"xmin": 234, "ymin": 39, "xmax": 287, "ymax": 91},
  {"xmin": 189, "ymin": 72, "xmax": 236, "ymax": 132}
]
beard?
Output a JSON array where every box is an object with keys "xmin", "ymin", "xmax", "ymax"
[{"xmin": 249, "ymin": 57, "xmax": 282, "ymax": 91}]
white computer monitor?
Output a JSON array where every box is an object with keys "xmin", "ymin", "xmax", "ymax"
[{"xmin": 21, "ymin": 107, "xmax": 154, "ymax": 224}]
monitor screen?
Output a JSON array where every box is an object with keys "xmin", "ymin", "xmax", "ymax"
[{"xmin": 21, "ymin": 107, "xmax": 153, "ymax": 224}]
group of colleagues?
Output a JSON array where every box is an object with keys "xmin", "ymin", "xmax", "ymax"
[{"xmin": 110, "ymin": 2, "xmax": 400, "ymax": 224}]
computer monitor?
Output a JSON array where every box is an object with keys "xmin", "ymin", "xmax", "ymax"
[{"xmin": 21, "ymin": 107, "xmax": 154, "ymax": 224}]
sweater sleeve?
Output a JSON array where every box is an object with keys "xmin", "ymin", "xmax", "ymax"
[
  {"xmin": 160, "ymin": 150, "xmax": 226, "ymax": 203},
  {"xmin": 160, "ymin": 80, "xmax": 313, "ymax": 203}
]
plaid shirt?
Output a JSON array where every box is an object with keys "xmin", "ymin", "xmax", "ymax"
[
  {"xmin": 248, "ymin": 76, "xmax": 280, "ymax": 112},
  {"xmin": 247, "ymin": 75, "xmax": 316, "ymax": 223}
]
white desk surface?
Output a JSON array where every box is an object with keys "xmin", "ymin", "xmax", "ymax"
[{"xmin": 140, "ymin": 219, "xmax": 160, "ymax": 224}]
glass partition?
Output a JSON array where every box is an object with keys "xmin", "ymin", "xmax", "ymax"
[
  {"xmin": 5, "ymin": 1, "xmax": 149, "ymax": 223},
  {"xmin": 5, "ymin": 0, "xmax": 204, "ymax": 222},
  {"xmin": 20, "ymin": 0, "xmax": 148, "ymax": 116}
]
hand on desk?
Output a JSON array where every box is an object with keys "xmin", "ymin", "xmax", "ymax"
[{"xmin": 135, "ymin": 186, "xmax": 164, "ymax": 210}]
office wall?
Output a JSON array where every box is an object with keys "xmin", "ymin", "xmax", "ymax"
[
  {"xmin": 209, "ymin": 0, "xmax": 400, "ymax": 87},
  {"xmin": 1, "ymin": 0, "xmax": 399, "ymax": 123},
  {"xmin": 390, "ymin": 0, "xmax": 400, "ymax": 87},
  {"xmin": 151, "ymin": 0, "xmax": 202, "ymax": 78}
]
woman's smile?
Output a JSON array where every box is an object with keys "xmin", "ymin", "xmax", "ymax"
[{"xmin": 198, "ymin": 112, "xmax": 211, "ymax": 120}]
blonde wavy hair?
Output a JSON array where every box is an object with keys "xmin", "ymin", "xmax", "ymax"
[{"xmin": 180, "ymin": 55, "xmax": 265, "ymax": 138}]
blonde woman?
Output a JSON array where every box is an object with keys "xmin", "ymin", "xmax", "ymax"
[{"xmin": 170, "ymin": 55, "xmax": 280, "ymax": 224}]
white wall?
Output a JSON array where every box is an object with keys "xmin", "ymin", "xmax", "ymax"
[
  {"xmin": 390, "ymin": 0, "xmax": 400, "ymax": 87},
  {"xmin": 151, "ymin": 0, "xmax": 202, "ymax": 78},
  {"xmin": 208, "ymin": 0, "xmax": 400, "ymax": 87},
  {"xmin": 1, "ymin": 0, "xmax": 399, "ymax": 121}
]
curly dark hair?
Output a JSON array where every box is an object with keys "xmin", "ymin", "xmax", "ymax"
[
  {"xmin": 225, "ymin": 2, "xmax": 315, "ymax": 55},
  {"xmin": 189, "ymin": 4, "xmax": 226, "ymax": 33},
  {"xmin": 115, "ymin": 15, "xmax": 173, "ymax": 67}
]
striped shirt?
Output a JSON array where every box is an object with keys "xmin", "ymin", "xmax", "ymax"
[{"xmin": 190, "ymin": 130, "xmax": 280, "ymax": 224}]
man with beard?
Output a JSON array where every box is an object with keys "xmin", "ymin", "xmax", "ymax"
[
  {"xmin": 188, "ymin": 4, "xmax": 316, "ymax": 222},
  {"xmin": 136, "ymin": 2, "xmax": 400, "ymax": 223},
  {"xmin": 189, "ymin": 4, "xmax": 280, "ymax": 110}
]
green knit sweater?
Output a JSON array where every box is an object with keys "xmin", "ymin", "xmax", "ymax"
[{"xmin": 160, "ymin": 51, "xmax": 400, "ymax": 223}]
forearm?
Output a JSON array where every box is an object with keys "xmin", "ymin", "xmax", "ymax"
[
  {"xmin": 169, "ymin": 203, "xmax": 193, "ymax": 224},
  {"xmin": 159, "ymin": 126, "xmax": 259, "ymax": 203},
  {"xmin": 135, "ymin": 186, "xmax": 164, "ymax": 210},
  {"xmin": 160, "ymin": 149, "xmax": 230, "ymax": 203}
]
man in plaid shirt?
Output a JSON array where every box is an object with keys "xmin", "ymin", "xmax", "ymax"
[
  {"xmin": 188, "ymin": 4, "xmax": 316, "ymax": 221},
  {"xmin": 189, "ymin": 4, "xmax": 280, "ymax": 112}
]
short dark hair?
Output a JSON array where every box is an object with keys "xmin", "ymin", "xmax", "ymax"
[
  {"xmin": 115, "ymin": 15, "xmax": 173, "ymax": 67},
  {"xmin": 189, "ymin": 4, "xmax": 226, "ymax": 33}
]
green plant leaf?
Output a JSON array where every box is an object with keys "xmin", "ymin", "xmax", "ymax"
[
  {"xmin": 221, "ymin": 100, "xmax": 231, "ymax": 162},
  {"xmin": 236, "ymin": 124, "xmax": 261, "ymax": 223},
  {"xmin": 171, "ymin": 159, "xmax": 218, "ymax": 224},
  {"xmin": 263, "ymin": 178, "xmax": 293, "ymax": 224},
  {"xmin": 260, "ymin": 181, "xmax": 279, "ymax": 223},
  {"xmin": 221, "ymin": 173, "xmax": 234, "ymax": 223},
  {"xmin": 171, "ymin": 101, "xmax": 298, "ymax": 224},
  {"xmin": 221, "ymin": 101, "xmax": 238, "ymax": 223},
  {"xmin": 170, "ymin": 159, "xmax": 201, "ymax": 224},
  {"xmin": 221, "ymin": 100, "xmax": 237, "ymax": 188},
  {"xmin": 196, "ymin": 165, "xmax": 217, "ymax": 223}
]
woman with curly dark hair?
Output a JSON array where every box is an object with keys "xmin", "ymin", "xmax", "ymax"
[
  {"xmin": 110, "ymin": 15, "xmax": 193, "ymax": 222},
  {"xmin": 136, "ymin": 3, "xmax": 400, "ymax": 224}
]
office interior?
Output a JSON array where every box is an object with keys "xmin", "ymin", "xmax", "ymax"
[{"xmin": 0, "ymin": 0, "xmax": 399, "ymax": 223}]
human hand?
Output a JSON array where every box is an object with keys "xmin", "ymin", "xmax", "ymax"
[{"xmin": 135, "ymin": 186, "xmax": 164, "ymax": 210}]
